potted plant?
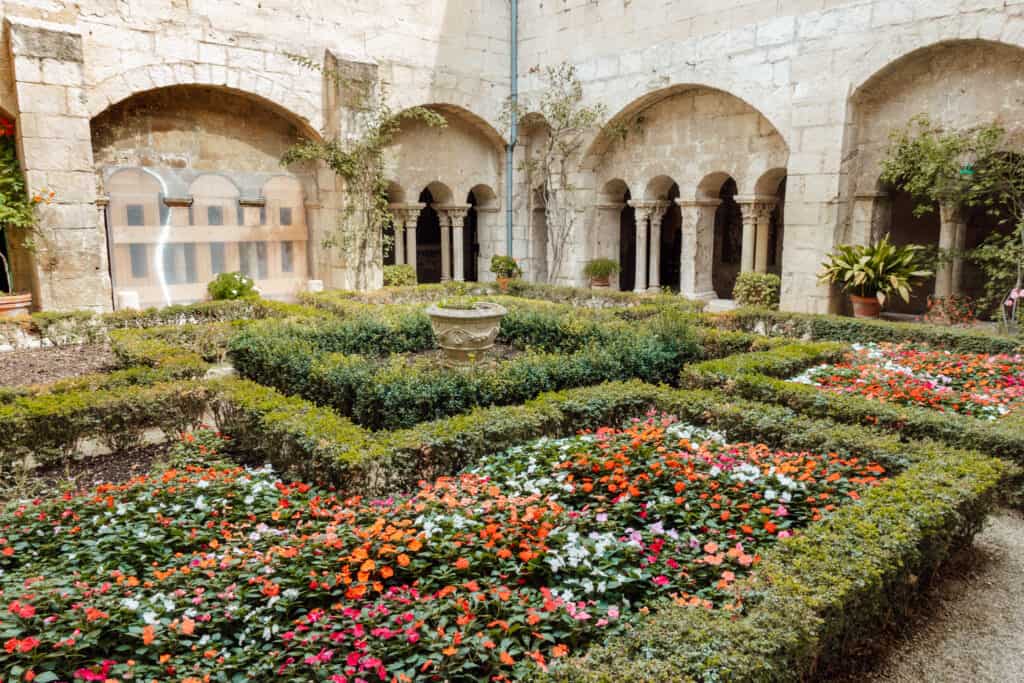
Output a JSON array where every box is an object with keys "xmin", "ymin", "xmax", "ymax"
[
  {"xmin": 426, "ymin": 297, "xmax": 508, "ymax": 365},
  {"xmin": 0, "ymin": 117, "xmax": 43, "ymax": 318},
  {"xmin": 489, "ymin": 255, "xmax": 522, "ymax": 291},
  {"xmin": 583, "ymin": 257, "xmax": 619, "ymax": 289},
  {"xmin": 818, "ymin": 234, "xmax": 932, "ymax": 318}
]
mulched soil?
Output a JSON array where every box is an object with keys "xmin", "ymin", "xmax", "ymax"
[
  {"xmin": 822, "ymin": 508, "xmax": 1024, "ymax": 683},
  {"xmin": 0, "ymin": 343, "xmax": 119, "ymax": 387},
  {"xmin": 34, "ymin": 443, "xmax": 169, "ymax": 493}
]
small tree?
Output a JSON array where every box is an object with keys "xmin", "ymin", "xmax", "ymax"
[
  {"xmin": 881, "ymin": 115, "xmax": 1024, "ymax": 323},
  {"xmin": 511, "ymin": 64, "xmax": 606, "ymax": 284},
  {"xmin": 280, "ymin": 54, "xmax": 445, "ymax": 289},
  {"xmin": 0, "ymin": 118, "xmax": 45, "ymax": 295}
]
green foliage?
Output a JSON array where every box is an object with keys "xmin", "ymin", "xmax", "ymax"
[
  {"xmin": 383, "ymin": 263, "xmax": 416, "ymax": 286},
  {"xmin": 732, "ymin": 271, "xmax": 781, "ymax": 309},
  {"xmin": 881, "ymin": 115, "xmax": 1024, "ymax": 321},
  {"xmin": 0, "ymin": 124, "xmax": 38, "ymax": 294},
  {"xmin": 0, "ymin": 382, "xmax": 209, "ymax": 474},
  {"xmin": 489, "ymin": 254, "xmax": 523, "ymax": 278},
  {"xmin": 582, "ymin": 257, "xmax": 620, "ymax": 279},
  {"xmin": 280, "ymin": 55, "xmax": 446, "ymax": 289},
  {"xmin": 717, "ymin": 306, "xmax": 1021, "ymax": 354},
  {"xmin": 818, "ymin": 234, "xmax": 932, "ymax": 304},
  {"xmin": 206, "ymin": 271, "xmax": 257, "ymax": 300}
]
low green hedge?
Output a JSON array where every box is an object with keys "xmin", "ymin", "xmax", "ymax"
[
  {"xmin": 717, "ymin": 306, "xmax": 1021, "ymax": 354},
  {"xmin": 680, "ymin": 341, "xmax": 847, "ymax": 387},
  {"xmin": 0, "ymin": 382, "xmax": 209, "ymax": 471},
  {"xmin": 554, "ymin": 438, "xmax": 1004, "ymax": 681}
]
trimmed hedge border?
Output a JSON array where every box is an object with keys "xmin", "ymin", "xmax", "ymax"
[
  {"xmin": 681, "ymin": 342, "xmax": 1024, "ymax": 467},
  {"xmin": 716, "ymin": 306, "xmax": 1022, "ymax": 354}
]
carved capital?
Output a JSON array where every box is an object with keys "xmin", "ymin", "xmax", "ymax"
[
  {"xmin": 438, "ymin": 204, "xmax": 472, "ymax": 228},
  {"xmin": 389, "ymin": 202, "xmax": 426, "ymax": 227}
]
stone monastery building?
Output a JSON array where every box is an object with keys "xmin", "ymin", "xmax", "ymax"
[{"xmin": 1, "ymin": 0, "xmax": 1022, "ymax": 314}]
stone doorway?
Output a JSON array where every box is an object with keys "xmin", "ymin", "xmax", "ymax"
[{"xmin": 416, "ymin": 189, "xmax": 443, "ymax": 284}]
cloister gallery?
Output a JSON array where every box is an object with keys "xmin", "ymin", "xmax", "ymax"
[{"xmin": 0, "ymin": 1, "xmax": 1022, "ymax": 313}]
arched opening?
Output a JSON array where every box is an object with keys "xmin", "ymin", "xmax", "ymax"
[
  {"xmin": 382, "ymin": 182, "xmax": 405, "ymax": 266},
  {"xmin": 768, "ymin": 178, "xmax": 786, "ymax": 276},
  {"xmin": 659, "ymin": 184, "xmax": 682, "ymax": 291},
  {"xmin": 465, "ymin": 191, "xmax": 482, "ymax": 282},
  {"xmin": 619, "ymin": 189, "xmax": 637, "ymax": 292},
  {"xmin": 93, "ymin": 85, "xmax": 317, "ymax": 305},
  {"xmin": 886, "ymin": 188, "xmax": 940, "ymax": 315},
  {"xmin": 416, "ymin": 188, "xmax": 443, "ymax": 283},
  {"xmin": 710, "ymin": 177, "xmax": 742, "ymax": 298}
]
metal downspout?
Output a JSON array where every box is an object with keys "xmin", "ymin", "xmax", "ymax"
[{"xmin": 506, "ymin": 0, "xmax": 518, "ymax": 257}]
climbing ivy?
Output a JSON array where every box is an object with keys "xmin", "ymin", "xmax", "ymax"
[{"xmin": 0, "ymin": 119, "xmax": 43, "ymax": 294}]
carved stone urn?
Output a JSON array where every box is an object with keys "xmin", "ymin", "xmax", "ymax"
[{"xmin": 426, "ymin": 301, "xmax": 508, "ymax": 365}]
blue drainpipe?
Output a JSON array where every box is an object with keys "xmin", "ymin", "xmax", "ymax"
[{"xmin": 506, "ymin": 0, "xmax": 518, "ymax": 257}]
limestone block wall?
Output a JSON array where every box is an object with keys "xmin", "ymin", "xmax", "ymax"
[
  {"xmin": 1, "ymin": 0, "xmax": 510, "ymax": 310},
  {"xmin": 517, "ymin": 0, "xmax": 1024, "ymax": 313}
]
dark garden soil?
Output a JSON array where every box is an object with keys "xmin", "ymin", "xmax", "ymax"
[
  {"xmin": 35, "ymin": 443, "xmax": 169, "ymax": 492},
  {"xmin": 823, "ymin": 508, "xmax": 1024, "ymax": 683},
  {"xmin": 0, "ymin": 343, "xmax": 119, "ymax": 387}
]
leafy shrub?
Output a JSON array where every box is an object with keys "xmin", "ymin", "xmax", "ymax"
[
  {"xmin": 818, "ymin": 234, "xmax": 931, "ymax": 304},
  {"xmin": 207, "ymin": 271, "xmax": 257, "ymax": 300},
  {"xmin": 383, "ymin": 263, "xmax": 417, "ymax": 286},
  {"xmin": 490, "ymin": 254, "xmax": 523, "ymax": 278},
  {"xmin": 733, "ymin": 271, "xmax": 781, "ymax": 309},
  {"xmin": 582, "ymin": 257, "xmax": 620, "ymax": 279},
  {"xmin": 718, "ymin": 307, "xmax": 1021, "ymax": 354}
]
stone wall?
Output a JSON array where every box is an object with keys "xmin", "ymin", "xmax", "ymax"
[
  {"xmin": 2, "ymin": 0, "xmax": 1024, "ymax": 312},
  {"xmin": 517, "ymin": 0, "xmax": 1024, "ymax": 312}
]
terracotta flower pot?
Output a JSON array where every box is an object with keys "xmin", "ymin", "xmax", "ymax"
[
  {"xmin": 0, "ymin": 292, "xmax": 32, "ymax": 318},
  {"xmin": 590, "ymin": 276, "xmax": 610, "ymax": 289},
  {"xmin": 850, "ymin": 294, "xmax": 881, "ymax": 319},
  {"xmin": 496, "ymin": 277, "xmax": 511, "ymax": 292}
]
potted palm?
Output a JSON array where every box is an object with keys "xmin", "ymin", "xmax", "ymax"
[
  {"xmin": 583, "ymin": 257, "xmax": 619, "ymax": 289},
  {"xmin": 0, "ymin": 117, "xmax": 41, "ymax": 318},
  {"xmin": 489, "ymin": 255, "xmax": 522, "ymax": 292},
  {"xmin": 819, "ymin": 234, "xmax": 932, "ymax": 318}
]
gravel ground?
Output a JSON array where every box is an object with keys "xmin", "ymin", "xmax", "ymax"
[
  {"xmin": 827, "ymin": 508, "xmax": 1024, "ymax": 682},
  {"xmin": 0, "ymin": 343, "xmax": 118, "ymax": 386}
]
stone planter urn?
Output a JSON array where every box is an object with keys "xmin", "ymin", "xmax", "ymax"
[{"xmin": 426, "ymin": 301, "xmax": 507, "ymax": 364}]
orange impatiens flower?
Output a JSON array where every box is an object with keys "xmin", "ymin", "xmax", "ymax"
[
  {"xmin": 142, "ymin": 624, "xmax": 155, "ymax": 645},
  {"xmin": 454, "ymin": 557, "xmax": 470, "ymax": 570}
]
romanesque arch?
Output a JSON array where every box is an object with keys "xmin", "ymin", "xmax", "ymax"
[
  {"xmin": 384, "ymin": 105, "xmax": 506, "ymax": 284},
  {"xmin": 590, "ymin": 85, "xmax": 789, "ymax": 300},
  {"xmin": 93, "ymin": 86, "xmax": 316, "ymax": 307},
  {"xmin": 845, "ymin": 39, "xmax": 1024, "ymax": 314}
]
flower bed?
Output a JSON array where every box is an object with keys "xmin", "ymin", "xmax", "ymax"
[
  {"xmin": 792, "ymin": 343, "xmax": 1024, "ymax": 420},
  {"xmin": 0, "ymin": 416, "xmax": 888, "ymax": 682}
]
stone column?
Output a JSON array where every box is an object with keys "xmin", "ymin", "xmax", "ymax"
[
  {"xmin": 441, "ymin": 205, "xmax": 471, "ymax": 282},
  {"xmin": 737, "ymin": 196, "xmax": 773, "ymax": 275},
  {"xmin": 393, "ymin": 222, "xmax": 405, "ymax": 264},
  {"xmin": 754, "ymin": 201, "xmax": 777, "ymax": 274},
  {"xmin": 9, "ymin": 20, "xmax": 111, "ymax": 311},
  {"xmin": 951, "ymin": 219, "xmax": 967, "ymax": 296},
  {"xmin": 676, "ymin": 199, "xmax": 720, "ymax": 300},
  {"xmin": 936, "ymin": 203, "xmax": 965, "ymax": 298},
  {"xmin": 389, "ymin": 203, "xmax": 424, "ymax": 274},
  {"xmin": 647, "ymin": 202, "xmax": 669, "ymax": 292},
  {"xmin": 626, "ymin": 201, "xmax": 652, "ymax": 293},
  {"xmin": 438, "ymin": 207, "xmax": 452, "ymax": 282}
]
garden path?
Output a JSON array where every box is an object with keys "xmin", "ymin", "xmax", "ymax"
[{"xmin": 833, "ymin": 508, "xmax": 1024, "ymax": 682}]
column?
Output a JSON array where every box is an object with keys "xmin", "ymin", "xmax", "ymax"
[
  {"xmin": 676, "ymin": 199, "xmax": 720, "ymax": 300},
  {"xmin": 404, "ymin": 212, "xmax": 419, "ymax": 274},
  {"xmin": 394, "ymin": 222, "xmax": 405, "ymax": 264},
  {"xmin": 647, "ymin": 203, "xmax": 669, "ymax": 292},
  {"xmin": 10, "ymin": 20, "xmax": 112, "ymax": 311},
  {"xmin": 628, "ymin": 205, "xmax": 650, "ymax": 293},
  {"xmin": 737, "ymin": 196, "xmax": 772, "ymax": 274},
  {"xmin": 951, "ymin": 219, "xmax": 967, "ymax": 296},
  {"xmin": 439, "ymin": 208, "xmax": 452, "ymax": 282},
  {"xmin": 936, "ymin": 203, "xmax": 964, "ymax": 298},
  {"xmin": 442, "ymin": 206, "xmax": 470, "ymax": 282},
  {"xmin": 754, "ymin": 201, "xmax": 776, "ymax": 274}
]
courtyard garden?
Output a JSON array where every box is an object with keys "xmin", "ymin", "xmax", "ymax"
[{"xmin": 0, "ymin": 282, "xmax": 1020, "ymax": 681}]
